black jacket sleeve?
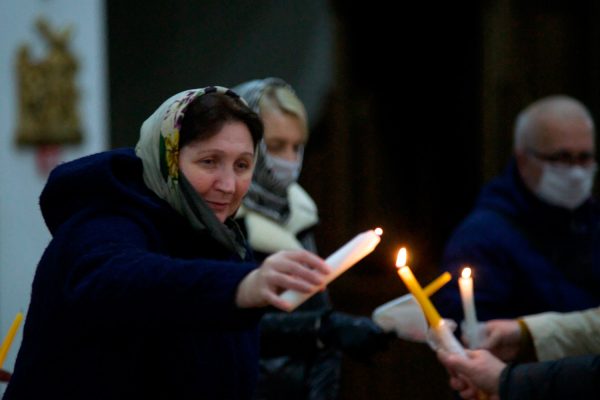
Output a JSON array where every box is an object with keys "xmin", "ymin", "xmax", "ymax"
[{"xmin": 499, "ymin": 354, "xmax": 600, "ymax": 400}]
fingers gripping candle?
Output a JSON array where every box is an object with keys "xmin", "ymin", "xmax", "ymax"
[{"xmin": 280, "ymin": 228, "xmax": 382, "ymax": 311}]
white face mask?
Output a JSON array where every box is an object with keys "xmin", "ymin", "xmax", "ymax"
[
  {"xmin": 263, "ymin": 144, "xmax": 304, "ymax": 188},
  {"xmin": 535, "ymin": 163, "xmax": 597, "ymax": 210}
]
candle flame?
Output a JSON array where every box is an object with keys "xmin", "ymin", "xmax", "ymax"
[
  {"xmin": 461, "ymin": 267, "xmax": 472, "ymax": 279},
  {"xmin": 395, "ymin": 247, "xmax": 407, "ymax": 267},
  {"xmin": 374, "ymin": 227, "xmax": 383, "ymax": 236}
]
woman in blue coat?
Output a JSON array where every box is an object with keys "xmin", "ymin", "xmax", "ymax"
[{"xmin": 3, "ymin": 87, "xmax": 329, "ymax": 400}]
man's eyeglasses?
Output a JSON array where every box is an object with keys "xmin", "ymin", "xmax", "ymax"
[{"xmin": 527, "ymin": 148, "xmax": 596, "ymax": 166}]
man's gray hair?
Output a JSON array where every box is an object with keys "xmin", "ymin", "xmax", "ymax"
[{"xmin": 513, "ymin": 95, "xmax": 595, "ymax": 151}]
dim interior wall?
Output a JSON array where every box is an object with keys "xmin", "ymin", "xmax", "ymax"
[
  {"xmin": 0, "ymin": 0, "xmax": 107, "ymax": 389},
  {"xmin": 107, "ymin": 0, "xmax": 334, "ymax": 148}
]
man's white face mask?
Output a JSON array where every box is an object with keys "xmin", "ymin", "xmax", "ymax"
[{"xmin": 535, "ymin": 163, "xmax": 597, "ymax": 210}]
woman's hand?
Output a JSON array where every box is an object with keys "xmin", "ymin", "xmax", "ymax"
[
  {"xmin": 480, "ymin": 319, "xmax": 522, "ymax": 361},
  {"xmin": 437, "ymin": 349, "xmax": 505, "ymax": 400},
  {"xmin": 236, "ymin": 250, "xmax": 331, "ymax": 311}
]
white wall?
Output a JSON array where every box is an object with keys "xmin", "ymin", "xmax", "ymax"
[{"xmin": 0, "ymin": 0, "xmax": 107, "ymax": 392}]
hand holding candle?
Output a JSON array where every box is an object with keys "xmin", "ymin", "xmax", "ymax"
[
  {"xmin": 280, "ymin": 228, "xmax": 383, "ymax": 311},
  {"xmin": 0, "ymin": 312, "xmax": 24, "ymax": 368},
  {"xmin": 395, "ymin": 250, "xmax": 485, "ymax": 398}
]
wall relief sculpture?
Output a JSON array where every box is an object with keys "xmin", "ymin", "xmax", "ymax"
[{"xmin": 15, "ymin": 18, "xmax": 82, "ymax": 146}]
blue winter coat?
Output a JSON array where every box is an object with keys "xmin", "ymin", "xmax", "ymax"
[
  {"xmin": 436, "ymin": 159, "xmax": 600, "ymax": 322},
  {"xmin": 4, "ymin": 149, "xmax": 263, "ymax": 400}
]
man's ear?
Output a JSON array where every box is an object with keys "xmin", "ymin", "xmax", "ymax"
[
  {"xmin": 514, "ymin": 149, "xmax": 527, "ymax": 170},
  {"xmin": 514, "ymin": 149, "xmax": 540, "ymax": 193}
]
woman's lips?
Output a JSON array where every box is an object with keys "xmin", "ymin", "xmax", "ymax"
[{"xmin": 207, "ymin": 201, "xmax": 229, "ymax": 211}]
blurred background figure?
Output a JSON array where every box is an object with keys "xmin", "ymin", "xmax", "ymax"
[
  {"xmin": 437, "ymin": 95, "xmax": 600, "ymax": 323},
  {"xmin": 234, "ymin": 78, "xmax": 390, "ymax": 400}
]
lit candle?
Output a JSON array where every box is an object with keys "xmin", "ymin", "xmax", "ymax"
[
  {"xmin": 280, "ymin": 228, "xmax": 383, "ymax": 311},
  {"xmin": 459, "ymin": 266, "xmax": 481, "ymax": 348},
  {"xmin": 371, "ymin": 271, "xmax": 451, "ymax": 342},
  {"xmin": 396, "ymin": 248, "xmax": 466, "ymax": 356},
  {"xmin": 396, "ymin": 248, "xmax": 442, "ymax": 327},
  {"xmin": 0, "ymin": 311, "xmax": 24, "ymax": 368},
  {"xmin": 459, "ymin": 267, "xmax": 477, "ymax": 322}
]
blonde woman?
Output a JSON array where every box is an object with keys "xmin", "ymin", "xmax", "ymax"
[{"xmin": 234, "ymin": 78, "xmax": 389, "ymax": 400}]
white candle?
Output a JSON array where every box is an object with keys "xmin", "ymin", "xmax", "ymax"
[
  {"xmin": 280, "ymin": 228, "xmax": 382, "ymax": 311},
  {"xmin": 459, "ymin": 267, "xmax": 480, "ymax": 347}
]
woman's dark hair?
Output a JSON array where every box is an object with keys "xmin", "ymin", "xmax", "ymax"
[{"xmin": 179, "ymin": 91, "xmax": 263, "ymax": 149}]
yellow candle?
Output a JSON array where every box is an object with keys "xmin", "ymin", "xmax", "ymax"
[
  {"xmin": 396, "ymin": 248, "xmax": 444, "ymax": 327},
  {"xmin": 423, "ymin": 271, "xmax": 451, "ymax": 297},
  {"xmin": 0, "ymin": 312, "xmax": 24, "ymax": 368},
  {"xmin": 398, "ymin": 266, "xmax": 442, "ymax": 327}
]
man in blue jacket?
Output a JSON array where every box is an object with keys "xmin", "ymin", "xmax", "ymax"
[{"xmin": 437, "ymin": 95, "xmax": 600, "ymax": 324}]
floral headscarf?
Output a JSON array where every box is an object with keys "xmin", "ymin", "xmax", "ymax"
[
  {"xmin": 232, "ymin": 78, "xmax": 303, "ymax": 223},
  {"xmin": 135, "ymin": 86, "xmax": 249, "ymax": 258}
]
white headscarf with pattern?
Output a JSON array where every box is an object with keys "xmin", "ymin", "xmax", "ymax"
[{"xmin": 135, "ymin": 86, "xmax": 249, "ymax": 258}]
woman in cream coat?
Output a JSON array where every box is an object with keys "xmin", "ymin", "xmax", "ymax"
[{"xmin": 234, "ymin": 78, "xmax": 388, "ymax": 400}]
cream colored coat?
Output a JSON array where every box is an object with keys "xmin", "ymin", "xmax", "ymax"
[
  {"xmin": 236, "ymin": 183, "xmax": 318, "ymax": 254},
  {"xmin": 523, "ymin": 306, "xmax": 600, "ymax": 361}
]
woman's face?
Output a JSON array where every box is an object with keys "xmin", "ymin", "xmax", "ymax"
[
  {"xmin": 261, "ymin": 108, "xmax": 305, "ymax": 161},
  {"xmin": 178, "ymin": 121, "xmax": 255, "ymax": 223}
]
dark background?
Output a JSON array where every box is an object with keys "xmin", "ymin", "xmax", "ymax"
[{"xmin": 107, "ymin": 1, "xmax": 600, "ymax": 398}]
